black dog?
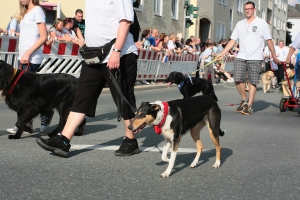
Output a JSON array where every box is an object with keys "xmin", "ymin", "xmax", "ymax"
[
  {"xmin": 0, "ymin": 60, "xmax": 85, "ymax": 139},
  {"xmin": 165, "ymin": 71, "xmax": 218, "ymax": 101}
]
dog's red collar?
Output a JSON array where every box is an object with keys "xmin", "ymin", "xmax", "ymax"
[
  {"xmin": 7, "ymin": 70, "xmax": 24, "ymax": 96},
  {"xmin": 153, "ymin": 102, "xmax": 169, "ymax": 135}
]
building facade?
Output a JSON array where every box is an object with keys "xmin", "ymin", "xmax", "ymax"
[{"xmin": 287, "ymin": 4, "xmax": 300, "ymax": 41}]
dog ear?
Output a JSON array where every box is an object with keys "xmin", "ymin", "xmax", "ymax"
[{"xmin": 151, "ymin": 104, "xmax": 161, "ymax": 111}]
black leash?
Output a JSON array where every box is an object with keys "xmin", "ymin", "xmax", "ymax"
[{"xmin": 108, "ymin": 69, "xmax": 137, "ymax": 122}]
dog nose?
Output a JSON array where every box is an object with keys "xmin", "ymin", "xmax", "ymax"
[{"xmin": 128, "ymin": 125, "xmax": 133, "ymax": 130}]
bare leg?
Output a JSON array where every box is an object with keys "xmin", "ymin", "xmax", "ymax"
[
  {"xmin": 62, "ymin": 111, "xmax": 86, "ymax": 140},
  {"xmin": 248, "ymin": 83, "xmax": 257, "ymax": 106},
  {"xmin": 124, "ymin": 119, "xmax": 135, "ymax": 139},
  {"xmin": 236, "ymin": 82, "xmax": 247, "ymax": 100}
]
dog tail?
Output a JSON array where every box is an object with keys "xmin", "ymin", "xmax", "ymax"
[
  {"xmin": 211, "ymin": 87, "xmax": 218, "ymax": 102},
  {"xmin": 219, "ymin": 129, "xmax": 225, "ymax": 137}
]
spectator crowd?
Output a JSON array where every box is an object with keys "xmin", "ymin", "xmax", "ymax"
[{"xmin": 0, "ymin": 8, "xmax": 298, "ymax": 86}]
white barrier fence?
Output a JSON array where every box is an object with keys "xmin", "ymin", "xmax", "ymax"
[{"xmin": 0, "ymin": 35, "xmax": 236, "ymax": 80}]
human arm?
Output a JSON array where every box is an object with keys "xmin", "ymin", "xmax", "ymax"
[
  {"xmin": 217, "ymin": 39, "xmax": 236, "ymax": 59},
  {"xmin": 20, "ymin": 23, "xmax": 47, "ymax": 63},
  {"xmin": 74, "ymin": 27, "xmax": 84, "ymax": 42},
  {"xmin": 285, "ymin": 47, "xmax": 295, "ymax": 67},
  {"xmin": 107, "ymin": 19, "xmax": 131, "ymax": 70}
]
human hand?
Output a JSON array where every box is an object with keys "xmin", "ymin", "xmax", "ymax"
[
  {"xmin": 20, "ymin": 51, "xmax": 30, "ymax": 64},
  {"xmin": 107, "ymin": 51, "xmax": 120, "ymax": 70},
  {"xmin": 272, "ymin": 56, "xmax": 281, "ymax": 65},
  {"xmin": 285, "ymin": 57, "xmax": 291, "ymax": 67}
]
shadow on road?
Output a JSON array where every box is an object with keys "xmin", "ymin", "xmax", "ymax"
[{"xmin": 154, "ymin": 148, "xmax": 233, "ymax": 176}]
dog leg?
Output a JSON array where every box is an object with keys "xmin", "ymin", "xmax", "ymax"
[
  {"xmin": 263, "ymin": 84, "xmax": 266, "ymax": 93},
  {"xmin": 161, "ymin": 138, "xmax": 171, "ymax": 162},
  {"xmin": 267, "ymin": 83, "xmax": 270, "ymax": 92},
  {"xmin": 8, "ymin": 129, "xmax": 22, "ymax": 139},
  {"xmin": 206, "ymin": 121, "xmax": 221, "ymax": 168},
  {"xmin": 161, "ymin": 138, "xmax": 180, "ymax": 178},
  {"xmin": 190, "ymin": 121, "xmax": 205, "ymax": 168}
]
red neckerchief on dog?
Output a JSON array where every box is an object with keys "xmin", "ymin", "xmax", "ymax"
[
  {"xmin": 153, "ymin": 102, "xmax": 169, "ymax": 135},
  {"xmin": 7, "ymin": 63, "xmax": 30, "ymax": 96}
]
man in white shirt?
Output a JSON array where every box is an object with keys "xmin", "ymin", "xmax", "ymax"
[
  {"xmin": 275, "ymin": 40, "xmax": 289, "ymax": 85},
  {"xmin": 218, "ymin": 1, "xmax": 280, "ymax": 115}
]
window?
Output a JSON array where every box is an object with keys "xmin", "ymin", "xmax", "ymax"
[
  {"xmin": 261, "ymin": 9, "xmax": 266, "ymax": 20},
  {"xmin": 216, "ymin": 22, "xmax": 226, "ymax": 41},
  {"xmin": 134, "ymin": 0, "xmax": 144, "ymax": 12},
  {"xmin": 273, "ymin": 16, "xmax": 277, "ymax": 27},
  {"xmin": 171, "ymin": 0, "xmax": 178, "ymax": 20},
  {"xmin": 274, "ymin": 0, "xmax": 278, "ymax": 5},
  {"xmin": 258, "ymin": 0, "xmax": 261, "ymax": 10},
  {"xmin": 219, "ymin": 0, "xmax": 227, "ymax": 6},
  {"xmin": 237, "ymin": 0, "xmax": 244, "ymax": 13},
  {"xmin": 154, "ymin": 0, "xmax": 163, "ymax": 16},
  {"xmin": 229, "ymin": 9, "xmax": 233, "ymax": 30}
]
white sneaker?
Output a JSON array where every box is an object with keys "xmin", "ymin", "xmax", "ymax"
[
  {"xmin": 6, "ymin": 127, "xmax": 30, "ymax": 134},
  {"xmin": 141, "ymin": 80, "xmax": 150, "ymax": 85},
  {"xmin": 135, "ymin": 81, "xmax": 141, "ymax": 85},
  {"xmin": 227, "ymin": 79, "xmax": 234, "ymax": 83}
]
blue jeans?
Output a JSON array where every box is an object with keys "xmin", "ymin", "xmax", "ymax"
[{"xmin": 17, "ymin": 61, "xmax": 41, "ymax": 72}]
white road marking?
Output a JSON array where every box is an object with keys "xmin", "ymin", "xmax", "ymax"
[{"xmin": 71, "ymin": 144, "xmax": 211, "ymax": 153}]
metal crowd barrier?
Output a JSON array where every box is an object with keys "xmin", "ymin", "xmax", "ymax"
[{"xmin": 0, "ymin": 35, "xmax": 235, "ymax": 81}]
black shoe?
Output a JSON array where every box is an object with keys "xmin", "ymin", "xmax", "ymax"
[
  {"xmin": 115, "ymin": 137, "xmax": 140, "ymax": 156},
  {"xmin": 236, "ymin": 101, "xmax": 247, "ymax": 113},
  {"xmin": 36, "ymin": 135, "xmax": 71, "ymax": 158}
]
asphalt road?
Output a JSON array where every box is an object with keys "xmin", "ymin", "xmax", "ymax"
[{"xmin": 0, "ymin": 82, "xmax": 299, "ymax": 200}]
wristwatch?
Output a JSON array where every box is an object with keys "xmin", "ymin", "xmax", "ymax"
[{"xmin": 113, "ymin": 48, "xmax": 121, "ymax": 52}]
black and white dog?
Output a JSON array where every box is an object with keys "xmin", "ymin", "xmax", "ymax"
[
  {"xmin": 128, "ymin": 95, "xmax": 225, "ymax": 177},
  {"xmin": 165, "ymin": 71, "xmax": 218, "ymax": 101}
]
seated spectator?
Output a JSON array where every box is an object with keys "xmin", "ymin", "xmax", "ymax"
[
  {"xmin": 47, "ymin": 18, "xmax": 72, "ymax": 44},
  {"xmin": 215, "ymin": 62, "xmax": 234, "ymax": 83},
  {"xmin": 63, "ymin": 18, "xmax": 84, "ymax": 46},
  {"xmin": 183, "ymin": 38, "xmax": 195, "ymax": 54},
  {"xmin": 168, "ymin": 34, "xmax": 182, "ymax": 55},
  {"xmin": 156, "ymin": 32, "xmax": 166, "ymax": 46},
  {"xmin": 175, "ymin": 37, "xmax": 183, "ymax": 49},
  {"xmin": 157, "ymin": 34, "xmax": 172, "ymax": 55},
  {"xmin": 212, "ymin": 42, "xmax": 218, "ymax": 55},
  {"xmin": 7, "ymin": 13, "xmax": 21, "ymax": 36},
  {"xmin": 147, "ymin": 28, "xmax": 159, "ymax": 47}
]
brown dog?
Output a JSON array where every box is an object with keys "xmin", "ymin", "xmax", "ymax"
[{"xmin": 261, "ymin": 71, "xmax": 275, "ymax": 93}]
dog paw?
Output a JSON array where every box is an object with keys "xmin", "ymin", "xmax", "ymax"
[
  {"xmin": 74, "ymin": 132, "xmax": 83, "ymax": 136},
  {"xmin": 161, "ymin": 158, "xmax": 170, "ymax": 162},
  {"xmin": 212, "ymin": 160, "xmax": 221, "ymax": 168},
  {"xmin": 8, "ymin": 135, "xmax": 20, "ymax": 139},
  {"xmin": 161, "ymin": 171, "xmax": 170, "ymax": 178},
  {"xmin": 190, "ymin": 162, "xmax": 197, "ymax": 168}
]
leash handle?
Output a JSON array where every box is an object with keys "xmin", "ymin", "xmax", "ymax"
[
  {"xmin": 18, "ymin": 62, "xmax": 30, "ymax": 72},
  {"xmin": 108, "ymin": 70, "xmax": 137, "ymax": 122}
]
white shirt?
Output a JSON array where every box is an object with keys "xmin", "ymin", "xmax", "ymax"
[
  {"xmin": 277, "ymin": 46, "xmax": 289, "ymax": 61},
  {"xmin": 19, "ymin": 6, "xmax": 45, "ymax": 64},
  {"xmin": 231, "ymin": 17, "xmax": 271, "ymax": 60},
  {"xmin": 167, "ymin": 40, "xmax": 176, "ymax": 50},
  {"xmin": 85, "ymin": 0, "xmax": 137, "ymax": 63},
  {"xmin": 264, "ymin": 45, "xmax": 279, "ymax": 62},
  {"xmin": 291, "ymin": 32, "xmax": 300, "ymax": 49},
  {"xmin": 63, "ymin": 28, "xmax": 76, "ymax": 38},
  {"xmin": 203, "ymin": 48, "xmax": 213, "ymax": 62}
]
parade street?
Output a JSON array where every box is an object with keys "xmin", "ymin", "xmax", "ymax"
[{"xmin": 0, "ymin": 83, "xmax": 299, "ymax": 200}]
